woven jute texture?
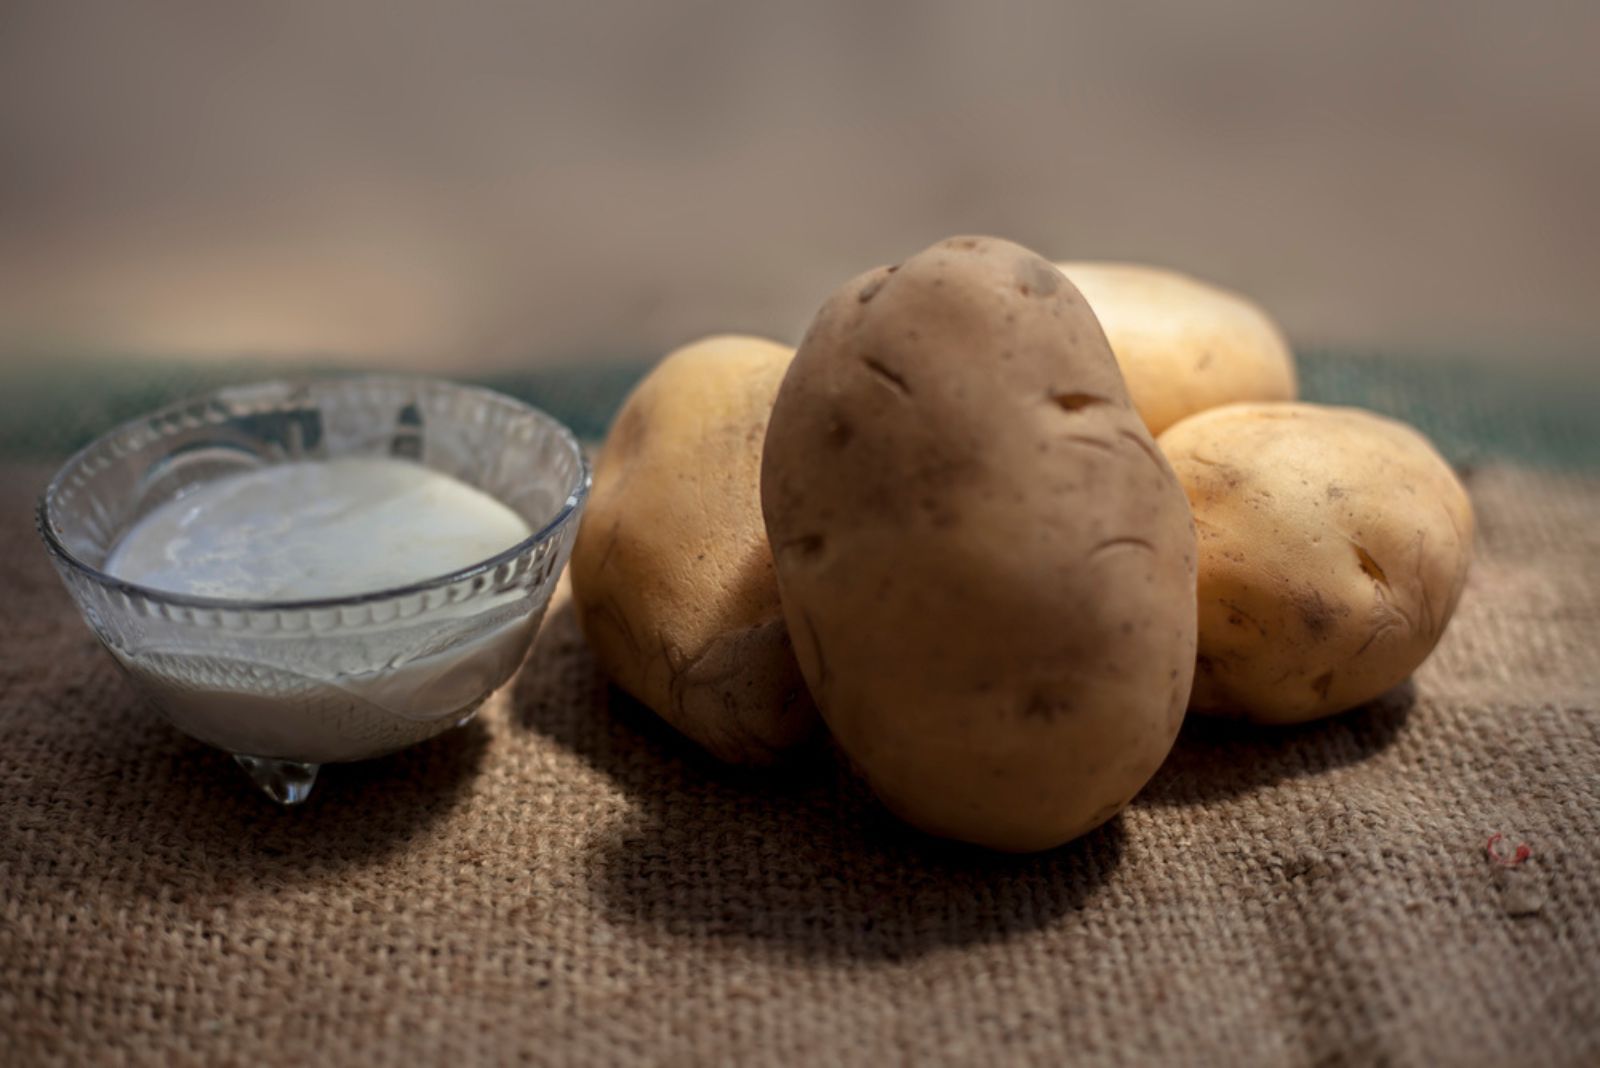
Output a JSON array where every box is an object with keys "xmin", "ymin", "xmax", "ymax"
[{"xmin": 2, "ymin": 460, "xmax": 1597, "ymax": 1066}]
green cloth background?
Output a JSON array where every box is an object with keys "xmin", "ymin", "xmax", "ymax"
[{"xmin": 5, "ymin": 350, "xmax": 1597, "ymax": 471}]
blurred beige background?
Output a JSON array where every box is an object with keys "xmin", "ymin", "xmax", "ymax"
[{"xmin": 2, "ymin": 1, "xmax": 1598, "ymax": 371}]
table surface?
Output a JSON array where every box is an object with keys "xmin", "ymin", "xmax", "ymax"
[{"xmin": 3, "ymin": 358, "xmax": 1598, "ymax": 1065}]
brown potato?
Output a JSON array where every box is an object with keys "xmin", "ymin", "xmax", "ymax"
[
  {"xmin": 762, "ymin": 237, "xmax": 1198, "ymax": 852},
  {"xmin": 1159, "ymin": 402, "xmax": 1474, "ymax": 723},
  {"xmin": 571, "ymin": 334, "xmax": 818, "ymax": 763},
  {"xmin": 1056, "ymin": 262, "xmax": 1297, "ymax": 436}
]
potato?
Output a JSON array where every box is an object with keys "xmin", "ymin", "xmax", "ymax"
[
  {"xmin": 1159, "ymin": 402, "xmax": 1474, "ymax": 724},
  {"xmin": 571, "ymin": 334, "xmax": 818, "ymax": 764},
  {"xmin": 1056, "ymin": 262, "xmax": 1297, "ymax": 436},
  {"xmin": 762, "ymin": 236, "xmax": 1198, "ymax": 852}
]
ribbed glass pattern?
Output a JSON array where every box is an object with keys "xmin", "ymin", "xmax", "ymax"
[{"xmin": 37, "ymin": 376, "xmax": 588, "ymax": 764}]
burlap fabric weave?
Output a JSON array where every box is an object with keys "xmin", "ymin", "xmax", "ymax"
[{"xmin": 2, "ymin": 459, "xmax": 1597, "ymax": 1065}]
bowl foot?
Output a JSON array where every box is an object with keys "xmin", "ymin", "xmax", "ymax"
[{"xmin": 233, "ymin": 755, "xmax": 320, "ymax": 805}]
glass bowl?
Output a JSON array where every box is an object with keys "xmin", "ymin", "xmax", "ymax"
[{"xmin": 37, "ymin": 376, "xmax": 589, "ymax": 803}]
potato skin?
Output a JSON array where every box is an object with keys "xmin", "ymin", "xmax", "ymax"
[
  {"xmin": 1056, "ymin": 262, "xmax": 1297, "ymax": 436},
  {"xmin": 1158, "ymin": 402, "xmax": 1474, "ymax": 723},
  {"xmin": 762, "ymin": 237, "xmax": 1198, "ymax": 852},
  {"xmin": 571, "ymin": 335, "xmax": 818, "ymax": 764}
]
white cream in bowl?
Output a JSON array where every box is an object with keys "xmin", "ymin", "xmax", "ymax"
[
  {"xmin": 108, "ymin": 457, "xmax": 533, "ymax": 600},
  {"xmin": 101, "ymin": 457, "xmax": 539, "ymax": 764}
]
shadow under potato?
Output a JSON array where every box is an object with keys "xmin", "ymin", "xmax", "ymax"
[
  {"xmin": 515, "ymin": 600, "xmax": 1413, "ymax": 959},
  {"xmin": 1137, "ymin": 679, "xmax": 1415, "ymax": 809},
  {"xmin": 514, "ymin": 599, "xmax": 1124, "ymax": 963}
]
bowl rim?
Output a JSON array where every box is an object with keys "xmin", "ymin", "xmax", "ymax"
[{"xmin": 36, "ymin": 373, "xmax": 591, "ymax": 614}]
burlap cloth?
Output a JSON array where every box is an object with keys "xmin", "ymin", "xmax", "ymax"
[{"xmin": 2, "ymin": 459, "xmax": 1597, "ymax": 1065}]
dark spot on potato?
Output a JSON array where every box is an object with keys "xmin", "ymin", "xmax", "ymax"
[
  {"xmin": 1326, "ymin": 483, "xmax": 1347, "ymax": 501},
  {"xmin": 947, "ymin": 237, "xmax": 982, "ymax": 251},
  {"xmin": 858, "ymin": 272, "xmax": 890, "ymax": 303},
  {"xmin": 1196, "ymin": 351, "xmax": 1215, "ymax": 371},
  {"xmin": 1049, "ymin": 391, "xmax": 1111, "ymax": 413},
  {"xmin": 825, "ymin": 415, "xmax": 854, "ymax": 449},
  {"xmin": 861, "ymin": 355, "xmax": 911, "ymax": 397},
  {"xmin": 782, "ymin": 533, "xmax": 826, "ymax": 559},
  {"xmin": 1312, "ymin": 671, "xmax": 1335, "ymax": 701},
  {"xmin": 1218, "ymin": 599, "xmax": 1267, "ymax": 637},
  {"xmin": 1354, "ymin": 543, "xmax": 1390, "ymax": 589},
  {"xmin": 1022, "ymin": 690, "xmax": 1072, "ymax": 722},
  {"xmin": 1294, "ymin": 588, "xmax": 1341, "ymax": 638},
  {"xmin": 915, "ymin": 494, "xmax": 962, "ymax": 529}
]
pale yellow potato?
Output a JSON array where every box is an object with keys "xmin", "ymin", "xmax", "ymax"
[
  {"xmin": 1057, "ymin": 262, "xmax": 1297, "ymax": 436},
  {"xmin": 763, "ymin": 237, "xmax": 1197, "ymax": 852},
  {"xmin": 571, "ymin": 334, "xmax": 818, "ymax": 764},
  {"xmin": 1159, "ymin": 402, "xmax": 1474, "ymax": 724}
]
